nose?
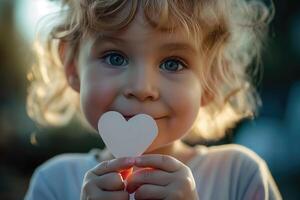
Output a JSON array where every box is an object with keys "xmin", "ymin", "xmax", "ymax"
[{"xmin": 123, "ymin": 66, "xmax": 159, "ymax": 101}]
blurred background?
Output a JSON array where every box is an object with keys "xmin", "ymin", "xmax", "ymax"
[{"xmin": 0, "ymin": 0, "xmax": 299, "ymax": 199}]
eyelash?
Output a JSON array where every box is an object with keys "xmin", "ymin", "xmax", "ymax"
[
  {"xmin": 101, "ymin": 51, "xmax": 128, "ymax": 67},
  {"xmin": 99, "ymin": 51, "xmax": 188, "ymax": 72}
]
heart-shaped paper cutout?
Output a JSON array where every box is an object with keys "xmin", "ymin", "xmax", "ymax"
[{"xmin": 98, "ymin": 111, "xmax": 158, "ymax": 158}]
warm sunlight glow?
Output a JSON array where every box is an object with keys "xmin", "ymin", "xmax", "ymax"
[{"xmin": 15, "ymin": 0, "xmax": 60, "ymax": 42}]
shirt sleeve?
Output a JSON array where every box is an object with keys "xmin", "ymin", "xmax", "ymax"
[
  {"xmin": 235, "ymin": 149, "xmax": 282, "ymax": 200},
  {"xmin": 24, "ymin": 168, "xmax": 58, "ymax": 200},
  {"xmin": 189, "ymin": 144, "xmax": 282, "ymax": 200}
]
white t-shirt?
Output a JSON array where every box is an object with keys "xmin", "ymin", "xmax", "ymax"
[{"xmin": 25, "ymin": 144, "xmax": 282, "ymax": 200}]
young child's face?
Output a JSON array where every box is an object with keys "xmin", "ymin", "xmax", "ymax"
[{"xmin": 75, "ymin": 8, "xmax": 204, "ymax": 152}]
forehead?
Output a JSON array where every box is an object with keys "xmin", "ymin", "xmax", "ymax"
[
  {"xmin": 85, "ymin": 0, "xmax": 198, "ymax": 41},
  {"xmin": 86, "ymin": 7, "xmax": 199, "ymax": 52}
]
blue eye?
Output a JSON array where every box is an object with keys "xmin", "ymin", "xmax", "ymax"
[
  {"xmin": 102, "ymin": 52, "xmax": 128, "ymax": 66},
  {"xmin": 160, "ymin": 58, "xmax": 186, "ymax": 72}
]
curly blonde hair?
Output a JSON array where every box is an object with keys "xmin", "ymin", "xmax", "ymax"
[{"xmin": 27, "ymin": 0, "xmax": 273, "ymax": 141}]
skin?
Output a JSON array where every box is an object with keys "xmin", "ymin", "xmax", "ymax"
[{"xmin": 65, "ymin": 4, "xmax": 206, "ymax": 200}]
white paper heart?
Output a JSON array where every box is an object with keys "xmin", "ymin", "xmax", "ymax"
[{"xmin": 98, "ymin": 111, "xmax": 158, "ymax": 158}]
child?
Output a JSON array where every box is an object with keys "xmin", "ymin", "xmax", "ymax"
[{"xmin": 25, "ymin": 0, "xmax": 282, "ymax": 199}]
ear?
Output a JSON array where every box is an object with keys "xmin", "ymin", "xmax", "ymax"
[
  {"xmin": 201, "ymin": 89, "xmax": 214, "ymax": 107},
  {"xmin": 59, "ymin": 41, "xmax": 80, "ymax": 93}
]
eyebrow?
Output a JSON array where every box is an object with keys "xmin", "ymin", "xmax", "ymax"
[
  {"xmin": 93, "ymin": 35, "xmax": 197, "ymax": 55},
  {"xmin": 94, "ymin": 35, "xmax": 126, "ymax": 45},
  {"xmin": 159, "ymin": 43, "xmax": 197, "ymax": 55}
]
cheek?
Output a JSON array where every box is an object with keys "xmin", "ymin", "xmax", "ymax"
[
  {"xmin": 80, "ymin": 74, "xmax": 119, "ymax": 129},
  {"xmin": 176, "ymin": 87, "xmax": 201, "ymax": 124},
  {"xmin": 164, "ymin": 75, "xmax": 202, "ymax": 132}
]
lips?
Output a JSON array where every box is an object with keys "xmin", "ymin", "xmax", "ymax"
[{"xmin": 123, "ymin": 114, "xmax": 165, "ymax": 121}]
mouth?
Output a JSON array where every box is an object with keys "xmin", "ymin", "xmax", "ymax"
[{"xmin": 123, "ymin": 115, "xmax": 165, "ymax": 121}]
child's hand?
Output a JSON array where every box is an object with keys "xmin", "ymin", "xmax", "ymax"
[
  {"xmin": 126, "ymin": 154, "xmax": 199, "ymax": 200},
  {"xmin": 80, "ymin": 157, "xmax": 135, "ymax": 200}
]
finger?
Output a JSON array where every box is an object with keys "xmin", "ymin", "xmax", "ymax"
[
  {"xmin": 82, "ymin": 175, "xmax": 129, "ymax": 199},
  {"xmin": 91, "ymin": 157, "xmax": 135, "ymax": 176},
  {"xmin": 103, "ymin": 190, "xmax": 129, "ymax": 200},
  {"xmin": 134, "ymin": 184, "xmax": 166, "ymax": 200},
  {"xmin": 95, "ymin": 172, "xmax": 125, "ymax": 191},
  {"xmin": 135, "ymin": 154, "xmax": 182, "ymax": 172},
  {"xmin": 88, "ymin": 190, "xmax": 129, "ymax": 200},
  {"xmin": 126, "ymin": 168, "xmax": 170, "ymax": 193}
]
